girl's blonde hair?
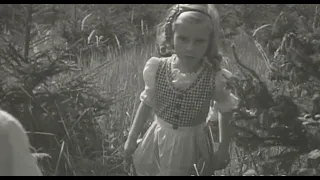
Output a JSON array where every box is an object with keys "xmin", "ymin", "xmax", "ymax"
[{"xmin": 156, "ymin": 4, "xmax": 222, "ymax": 70}]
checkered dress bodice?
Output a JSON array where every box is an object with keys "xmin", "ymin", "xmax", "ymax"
[{"xmin": 154, "ymin": 58, "xmax": 215, "ymax": 127}]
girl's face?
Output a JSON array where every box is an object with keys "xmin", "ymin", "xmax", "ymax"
[{"xmin": 173, "ymin": 13, "xmax": 211, "ymax": 65}]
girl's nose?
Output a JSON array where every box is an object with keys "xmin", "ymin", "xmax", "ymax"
[{"xmin": 187, "ymin": 42, "xmax": 194, "ymax": 50}]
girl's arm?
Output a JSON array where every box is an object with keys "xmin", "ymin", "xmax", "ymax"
[
  {"xmin": 127, "ymin": 56, "xmax": 161, "ymax": 142},
  {"xmin": 127, "ymin": 102, "xmax": 152, "ymax": 142}
]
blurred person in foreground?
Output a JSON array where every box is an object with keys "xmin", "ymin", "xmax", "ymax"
[{"xmin": 0, "ymin": 109, "xmax": 42, "ymax": 176}]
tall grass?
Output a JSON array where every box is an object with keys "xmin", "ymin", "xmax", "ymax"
[
  {"xmin": 63, "ymin": 41, "xmax": 157, "ymax": 176},
  {"xmin": 87, "ymin": 41, "xmax": 156, "ymax": 126}
]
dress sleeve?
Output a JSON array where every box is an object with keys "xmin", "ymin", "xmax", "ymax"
[
  {"xmin": 0, "ymin": 110, "xmax": 42, "ymax": 176},
  {"xmin": 139, "ymin": 57, "xmax": 161, "ymax": 108},
  {"xmin": 213, "ymin": 68, "xmax": 239, "ymax": 114}
]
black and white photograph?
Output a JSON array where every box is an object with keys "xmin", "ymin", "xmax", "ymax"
[{"xmin": 0, "ymin": 4, "xmax": 320, "ymax": 176}]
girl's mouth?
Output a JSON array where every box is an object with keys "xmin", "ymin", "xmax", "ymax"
[{"xmin": 185, "ymin": 55, "xmax": 195, "ymax": 59}]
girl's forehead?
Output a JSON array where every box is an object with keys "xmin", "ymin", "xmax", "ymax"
[
  {"xmin": 175, "ymin": 23, "xmax": 211, "ymax": 38},
  {"xmin": 174, "ymin": 14, "xmax": 212, "ymax": 37},
  {"xmin": 175, "ymin": 12, "xmax": 212, "ymax": 28}
]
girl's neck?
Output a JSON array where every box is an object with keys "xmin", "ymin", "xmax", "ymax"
[{"xmin": 172, "ymin": 56, "xmax": 203, "ymax": 74}]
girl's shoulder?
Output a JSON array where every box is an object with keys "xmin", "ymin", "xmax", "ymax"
[
  {"xmin": 144, "ymin": 56, "xmax": 162, "ymax": 67},
  {"xmin": 142, "ymin": 56, "xmax": 172, "ymax": 89},
  {"xmin": 145, "ymin": 55, "xmax": 172, "ymax": 66},
  {"xmin": 143, "ymin": 55, "xmax": 173, "ymax": 72}
]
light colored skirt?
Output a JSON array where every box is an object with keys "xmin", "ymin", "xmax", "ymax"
[{"xmin": 132, "ymin": 114, "xmax": 216, "ymax": 176}]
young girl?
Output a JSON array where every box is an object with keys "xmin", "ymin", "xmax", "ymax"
[
  {"xmin": 124, "ymin": 4, "xmax": 238, "ymax": 176},
  {"xmin": 0, "ymin": 109, "xmax": 42, "ymax": 176}
]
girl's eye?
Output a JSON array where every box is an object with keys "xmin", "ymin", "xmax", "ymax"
[
  {"xmin": 178, "ymin": 36, "xmax": 187, "ymax": 42},
  {"xmin": 196, "ymin": 39, "xmax": 206, "ymax": 44}
]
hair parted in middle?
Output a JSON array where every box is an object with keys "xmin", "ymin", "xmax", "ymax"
[{"xmin": 156, "ymin": 4, "xmax": 222, "ymax": 71}]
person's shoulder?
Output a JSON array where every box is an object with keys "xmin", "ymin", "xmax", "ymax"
[
  {"xmin": 0, "ymin": 110, "xmax": 31, "ymax": 150},
  {"xmin": 0, "ymin": 110, "xmax": 19, "ymax": 123},
  {"xmin": 145, "ymin": 56, "xmax": 168, "ymax": 66},
  {"xmin": 144, "ymin": 56, "xmax": 161, "ymax": 71},
  {"xmin": 0, "ymin": 110, "xmax": 24, "ymax": 133},
  {"xmin": 145, "ymin": 56, "xmax": 160, "ymax": 66},
  {"xmin": 0, "ymin": 110, "xmax": 13, "ymax": 128},
  {"xmin": 143, "ymin": 55, "xmax": 172, "ymax": 73}
]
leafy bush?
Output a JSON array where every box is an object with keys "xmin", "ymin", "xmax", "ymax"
[
  {"xmin": 0, "ymin": 4, "xmax": 117, "ymax": 175},
  {"xmin": 222, "ymin": 6, "xmax": 320, "ymax": 176}
]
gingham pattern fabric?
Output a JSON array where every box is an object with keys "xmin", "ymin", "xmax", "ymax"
[{"xmin": 154, "ymin": 57, "xmax": 215, "ymax": 127}]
